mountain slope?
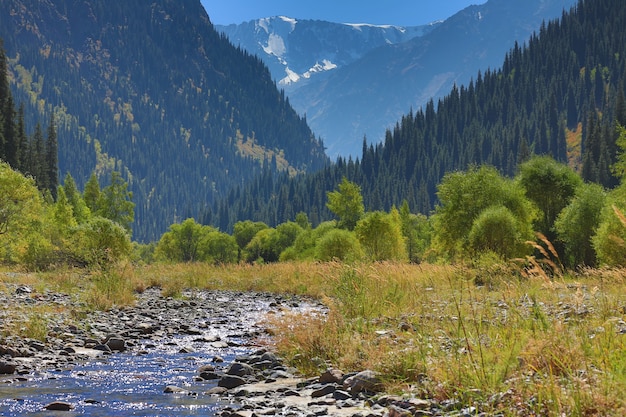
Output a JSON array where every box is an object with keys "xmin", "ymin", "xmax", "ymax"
[
  {"xmin": 0, "ymin": 0, "xmax": 328, "ymax": 241},
  {"xmin": 216, "ymin": 17, "xmax": 438, "ymax": 92},
  {"xmin": 267, "ymin": 0, "xmax": 576, "ymax": 156},
  {"xmin": 211, "ymin": 0, "xmax": 626, "ymax": 230}
]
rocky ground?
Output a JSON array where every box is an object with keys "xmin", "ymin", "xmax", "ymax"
[{"xmin": 0, "ymin": 283, "xmax": 484, "ymax": 416}]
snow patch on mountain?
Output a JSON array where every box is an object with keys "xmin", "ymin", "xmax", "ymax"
[
  {"xmin": 345, "ymin": 23, "xmax": 402, "ymax": 31},
  {"xmin": 278, "ymin": 16, "xmax": 297, "ymax": 30},
  {"xmin": 280, "ymin": 68, "xmax": 301, "ymax": 85},
  {"xmin": 262, "ymin": 33, "xmax": 286, "ymax": 57}
]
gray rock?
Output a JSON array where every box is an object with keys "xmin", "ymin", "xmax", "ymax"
[
  {"xmin": 0, "ymin": 361, "xmax": 16, "ymax": 374},
  {"xmin": 200, "ymin": 371, "xmax": 220, "ymax": 380},
  {"xmin": 343, "ymin": 370, "xmax": 383, "ymax": 394},
  {"xmin": 206, "ymin": 386, "xmax": 228, "ymax": 395},
  {"xmin": 136, "ymin": 322, "xmax": 156, "ymax": 334},
  {"xmin": 44, "ymin": 401, "xmax": 74, "ymax": 411},
  {"xmin": 198, "ymin": 364, "xmax": 215, "ymax": 372},
  {"xmin": 164, "ymin": 385, "xmax": 188, "ymax": 394},
  {"xmin": 227, "ymin": 362, "xmax": 254, "ymax": 377},
  {"xmin": 333, "ymin": 389, "xmax": 352, "ymax": 400},
  {"xmin": 15, "ymin": 285, "xmax": 32, "ymax": 295},
  {"xmin": 311, "ymin": 383, "xmax": 337, "ymax": 398},
  {"xmin": 319, "ymin": 368, "xmax": 344, "ymax": 384},
  {"xmin": 105, "ymin": 337, "xmax": 126, "ymax": 352},
  {"xmin": 93, "ymin": 344, "xmax": 112, "ymax": 353},
  {"xmin": 218, "ymin": 375, "xmax": 247, "ymax": 389}
]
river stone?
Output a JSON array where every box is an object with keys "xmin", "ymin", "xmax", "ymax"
[
  {"xmin": 333, "ymin": 389, "xmax": 352, "ymax": 401},
  {"xmin": 44, "ymin": 401, "xmax": 74, "ymax": 411},
  {"xmin": 259, "ymin": 351, "xmax": 279, "ymax": 363},
  {"xmin": 28, "ymin": 341, "xmax": 46, "ymax": 352},
  {"xmin": 0, "ymin": 361, "xmax": 17, "ymax": 374},
  {"xmin": 93, "ymin": 344, "xmax": 112, "ymax": 353},
  {"xmin": 15, "ymin": 285, "xmax": 32, "ymax": 295},
  {"xmin": 343, "ymin": 370, "xmax": 383, "ymax": 394},
  {"xmin": 136, "ymin": 322, "xmax": 156, "ymax": 334},
  {"xmin": 388, "ymin": 405, "xmax": 413, "ymax": 417},
  {"xmin": 106, "ymin": 337, "xmax": 126, "ymax": 352},
  {"xmin": 164, "ymin": 385, "xmax": 188, "ymax": 394},
  {"xmin": 218, "ymin": 375, "xmax": 247, "ymax": 389},
  {"xmin": 200, "ymin": 371, "xmax": 220, "ymax": 380},
  {"xmin": 319, "ymin": 368, "xmax": 344, "ymax": 384},
  {"xmin": 198, "ymin": 364, "xmax": 215, "ymax": 372},
  {"xmin": 311, "ymin": 383, "xmax": 337, "ymax": 398},
  {"xmin": 227, "ymin": 362, "xmax": 254, "ymax": 377},
  {"xmin": 205, "ymin": 386, "xmax": 228, "ymax": 395}
]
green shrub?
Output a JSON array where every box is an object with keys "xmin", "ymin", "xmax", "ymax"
[
  {"xmin": 70, "ymin": 216, "xmax": 132, "ymax": 268},
  {"xmin": 315, "ymin": 228, "xmax": 362, "ymax": 262}
]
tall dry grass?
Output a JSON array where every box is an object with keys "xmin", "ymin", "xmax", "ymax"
[{"xmin": 263, "ymin": 261, "xmax": 626, "ymax": 416}]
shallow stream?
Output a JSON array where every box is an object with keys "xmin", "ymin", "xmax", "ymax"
[{"xmin": 0, "ymin": 289, "xmax": 316, "ymax": 416}]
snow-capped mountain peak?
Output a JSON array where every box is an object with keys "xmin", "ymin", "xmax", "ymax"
[{"xmin": 217, "ymin": 17, "xmax": 438, "ymax": 91}]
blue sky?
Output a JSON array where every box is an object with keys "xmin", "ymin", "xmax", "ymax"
[{"xmin": 201, "ymin": 0, "xmax": 487, "ymax": 27}]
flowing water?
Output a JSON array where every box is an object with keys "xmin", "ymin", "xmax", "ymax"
[
  {"xmin": 0, "ymin": 290, "xmax": 317, "ymax": 416},
  {"xmin": 0, "ymin": 340, "xmax": 245, "ymax": 416}
]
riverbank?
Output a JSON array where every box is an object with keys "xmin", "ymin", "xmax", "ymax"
[
  {"xmin": 0, "ymin": 279, "xmax": 409, "ymax": 416},
  {"xmin": 1, "ymin": 262, "xmax": 626, "ymax": 415},
  {"xmin": 0, "ymin": 282, "xmax": 324, "ymax": 415}
]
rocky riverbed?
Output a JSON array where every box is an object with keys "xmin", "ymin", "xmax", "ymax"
[{"xmin": 0, "ymin": 283, "xmax": 480, "ymax": 417}]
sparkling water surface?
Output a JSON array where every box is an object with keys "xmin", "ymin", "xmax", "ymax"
[{"xmin": 0, "ymin": 336, "xmax": 247, "ymax": 416}]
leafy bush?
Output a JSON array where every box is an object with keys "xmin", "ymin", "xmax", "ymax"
[
  {"xmin": 555, "ymin": 183, "xmax": 606, "ymax": 267},
  {"xmin": 592, "ymin": 184, "xmax": 626, "ymax": 266},
  {"xmin": 315, "ymin": 228, "xmax": 362, "ymax": 262},
  {"xmin": 155, "ymin": 218, "xmax": 214, "ymax": 262},
  {"xmin": 355, "ymin": 209, "xmax": 406, "ymax": 262},
  {"xmin": 431, "ymin": 165, "xmax": 536, "ymax": 260},
  {"xmin": 70, "ymin": 216, "xmax": 132, "ymax": 267},
  {"xmin": 468, "ymin": 205, "xmax": 530, "ymax": 259},
  {"xmin": 204, "ymin": 231, "xmax": 238, "ymax": 264},
  {"xmin": 518, "ymin": 156, "xmax": 582, "ymax": 239},
  {"xmin": 0, "ymin": 162, "xmax": 44, "ymax": 264}
]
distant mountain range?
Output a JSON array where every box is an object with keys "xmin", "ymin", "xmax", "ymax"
[
  {"xmin": 216, "ymin": 18, "xmax": 439, "ymax": 92},
  {"xmin": 217, "ymin": 0, "xmax": 578, "ymax": 156}
]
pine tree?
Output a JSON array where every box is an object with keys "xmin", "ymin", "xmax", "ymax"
[
  {"xmin": 29, "ymin": 122, "xmax": 46, "ymax": 188},
  {"xmin": 83, "ymin": 172, "xmax": 101, "ymax": 213},
  {"xmin": 0, "ymin": 39, "xmax": 8, "ymax": 161},
  {"xmin": 16, "ymin": 104, "xmax": 27, "ymax": 171},
  {"xmin": 45, "ymin": 114, "xmax": 58, "ymax": 200}
]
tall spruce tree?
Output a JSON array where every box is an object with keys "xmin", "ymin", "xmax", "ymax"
[
  {"xmin": 45, "ymin": 114, "xmax": 58, "ymax": 200},
  {"xmin": 0, "ymin": 39, "xmax": 8, "ymax": 161}
]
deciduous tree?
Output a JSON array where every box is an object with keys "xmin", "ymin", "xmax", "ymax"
[{"xmin": 326, "ymin": 177, "xmax": 364, "ymax": 231}]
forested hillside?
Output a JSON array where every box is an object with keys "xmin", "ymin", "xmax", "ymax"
[
  {"xmin": 0, "ymin": 40, "xmax": 58, "ymax": 199},
  {"xmin": 209, "ymin": 0, "xmax": 626, "ymax": 230},
  {"xmin": 0, "ymin": 0, "xmax": 328, "ymax": 241}
]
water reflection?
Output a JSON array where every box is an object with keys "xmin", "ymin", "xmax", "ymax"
[
  {"xmin": 0, "ymin": 290, "xmax": 323, "ymax": 416},
  {"xmin": 0, "ymin": 341, "xmax": 244, "ymax": 416}
]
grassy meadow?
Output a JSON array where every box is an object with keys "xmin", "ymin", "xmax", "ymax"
[{"xmin": 2, "ymin": 260, "xmax": 626, "ymax": 415}]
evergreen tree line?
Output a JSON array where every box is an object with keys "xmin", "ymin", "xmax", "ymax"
[
  {"xmin": 206, "ymin": 0, "xmax": 626, "ymax": 232},
  {"xmin": 0, "ymin": 40, "xmax": 58, "ymax": 199},
  {"xmin": 156, "ymin": 144, "xmax": 626, "ymax": 269}
]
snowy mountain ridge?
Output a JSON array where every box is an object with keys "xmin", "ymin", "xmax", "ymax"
[{"xmin": 216, "ymin": 17, "xmax": 439, "ymax": 91}]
